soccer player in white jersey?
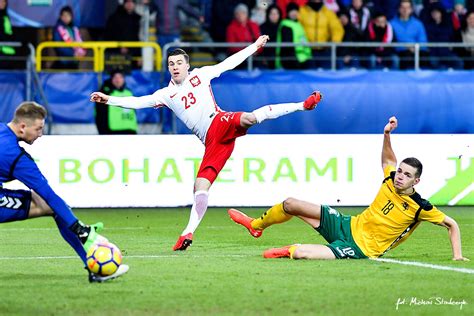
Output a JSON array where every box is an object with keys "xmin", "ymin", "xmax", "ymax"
[{"xmin": 90, "ymin": 35, "xmax": 323, "ymax": 251}]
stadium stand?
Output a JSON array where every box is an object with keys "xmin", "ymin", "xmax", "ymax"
[{"xmin": 0, "ymin": 0, "xmax": 473, "ymax": 135}]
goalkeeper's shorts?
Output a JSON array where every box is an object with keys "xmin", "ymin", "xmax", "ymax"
[{"xmin": 0, "ymin": 187, "xmax": 31, "ymax": 223}]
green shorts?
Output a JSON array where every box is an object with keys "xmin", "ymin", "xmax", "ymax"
[{"xmin": 316, "ymin": 205, "xmax": 367, "ymax": 259}]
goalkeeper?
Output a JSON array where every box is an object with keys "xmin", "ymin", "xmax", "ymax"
[{"xmin": 0, "ymin": 102, "xmax": 129, "ymax": 282}]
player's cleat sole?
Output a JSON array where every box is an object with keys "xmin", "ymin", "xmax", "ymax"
[
  {"xmin": 303, "ymin": 91, "xmax": 323, "ymax": 110},
  {"xmin": 89, "ymin": 264, "xmax": 129, "ymax": 283},
  {"xmin": 263, "ymin": 245, "xmax": 293, "ymax": 259},
  {"xmin": 228, "ymin": 208, "xmax": 262, "ymax": 238},
  {"xmin": 173, "ymin": 233, "xmax": 193, "ymax": 251}
]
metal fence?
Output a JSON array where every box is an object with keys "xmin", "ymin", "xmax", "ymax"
[
  {"xmin": 0, "ymin": 41, "xmax": 53, "ymax": 133},
  {"xmin": 1, "ymin": 40, "xmax": 473, "ymax": 134},
  {"xmin": 161, "ymin": 41, "xmax": 474, "ymax": 71},
  {"xmin": 3, "ymin": 41, "xmax": 473, "ymax": 73}
]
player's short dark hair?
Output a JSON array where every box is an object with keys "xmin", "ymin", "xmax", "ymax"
[
  {"xmin": 401, "ymin": 157, "xmax": 423, "ymax": 177},
  {"xmin": 372, "ymin": 11, "xmax": 386, "ymax": 19},
  {"xmin": 399, "ymin": 0, "xmax": 413, "ymax": 8},
  {"xmin": 60, "ymin": 5, "xmax": 73, "ymax": 16},
  {"xmin": 167, "ymin": 48, "xmax": 189, "ymax": 64},
  {"xmin": 13, "ymin": 102, "xmax": 47, "ymax": 124}
]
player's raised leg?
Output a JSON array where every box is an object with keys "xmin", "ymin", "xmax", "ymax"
[{"xmin": 240, "ymin": 91, "xmax": 323, "ymax": 128}]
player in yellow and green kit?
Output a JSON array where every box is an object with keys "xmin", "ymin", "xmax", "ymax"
[{"xmin": 228, "ymin": 116, "xmax": 469, "ymax": 261}]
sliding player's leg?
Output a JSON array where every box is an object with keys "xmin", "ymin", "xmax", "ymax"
[
  {"xmin": 263, "ymin": 244, "xmax": 336, "ymax": 259},
  {"xmin": 229, "ymin": 198, "xmax": 323, "ymax": 237},
  {"xmin": 266, "ymin": 205, "xmax": 366, "ymax": 260}
]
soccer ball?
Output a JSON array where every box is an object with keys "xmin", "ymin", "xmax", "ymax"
[{"xmin": 86, "ymin": 242, "xmax": 122, "ymax": 276}]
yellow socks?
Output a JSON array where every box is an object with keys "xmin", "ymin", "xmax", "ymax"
[
  {"xmin": 288, "ymin": 245, "xmax": 298, "ymax": 259},
  {"xmin": 251, "ymin": 202, "xmax": 293, "ymax": 230}
]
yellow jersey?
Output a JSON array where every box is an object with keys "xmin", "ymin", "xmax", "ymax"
[{"xmin": 350, "ymin": 165, "xmax": 445, "ymax": 258}]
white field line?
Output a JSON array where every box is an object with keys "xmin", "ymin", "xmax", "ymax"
[
  {"xmin": 1, "ymin": 255, "xmax": 473, "ymax": 275},
  {"xmin": 0, "ymin": 254, "xmax": 252, "ymax": 260},
  {"xmin": 0, "ymin": 227, "xmax": 144, "ymax": 231},
  {"xmin": 0, "ymin": 226, "xmax": 231, "ymax": 231},
  {"xmin": 373, "ymin": 258, "xmax": 474, "ymax": 275}
]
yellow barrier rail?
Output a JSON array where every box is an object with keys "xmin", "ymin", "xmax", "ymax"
[{"xmin": 36, "ymin": 41, "xmax": 162, "ymax": 72}]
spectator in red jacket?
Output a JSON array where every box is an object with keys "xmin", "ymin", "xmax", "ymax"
[
  {"xmin": 226, "ymin": 3, "xmax": 261, "ymax": 56},
  {"xmin": 365, "ymin": 12, "xmax": 398, "ymax": 69},
  {"xmin": 226, "ymin": 3, "xmax": 261, "ymax": 68},
  {"xmin": 452, "ymin": 0, "xmax": 467, "ymax": 31}
]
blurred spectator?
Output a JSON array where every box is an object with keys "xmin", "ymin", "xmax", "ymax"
[
  {"xmin": 468, "ymin": 0, "xmax": 474, "ymax": 10},
  {"xmin": 104, "ymin": 0, "xmax": 141, "ymax": 69},
  {"xmin": 419, "ymin": 0, "xmax": 447, "ymax": 25},
  {"xmin": 276, "ymin": 0, "xmax": 308, "ymax": 18},
  {"xmin": 52, "ymin": 6, "xmax": 86, "ymax": 70},
  {"xmin": 413, "ymin": 0, "xmax": 424, "ymax": 15},
  {"xmin": 260, "ymin": 4, "xmax": 282, "ymax": 68},
  {"xmin": 323, "ymin": 0, "xmax": 345, "ymax": 14},
  {"xmin": 365, "ymin": 12, "xmax": 398, "ymax": 69},
  {"xmin": 452, "ymin": 0, "xmax": 467, "ymax": 31},
  {"xmin": 349, "ymin": 0, "xmax": 371, "ymax": 34},
  {"xmin": 95, "ymin": 70, "xmax": 137, "ymax": 135},
  {"xmin": 390, "ymin": 0, "xmax": 429, "ymax": 69},
  {"xmin": 324, "ymin": 0, "xmax": 347, "ymax": 13},
  {"xmin": 275, "ymin": 2, "xmax": 312, "ymax": 69},
  {"xmin": 155, "ymin": 0, "xmax": 204, "ymax": 49},
  {"xmin": 424, "ymin": 4, "xmax": 464, "ymax": 69},
  {"xmin": 211, "ymin": 0, "xmax": 256, "ymax": 43},
  {"xmin": 454, "ymin": 10, "xmax": 474, "ymax": 69},
  {"xmin": 199, "ymin": 0, "xmax": 213, "ymax": 26},
  {"xmin": 337, "ymin": 10, "xmax": 363, "ymax": 68},
  {"xmin": 441, "ymin": 0, "xmax": 456, "ymax": 8},
  {"xmin": 372, "ymin": 0, "xmax": 400, "ymax": 20},
  {"xmin": 226, "ymin": 3, "xmax": 261, "ymax": 60},
  {"xmin": 252, "ymin": 0, "xmax": 274, "ymax": 25},
  {"xmin": 0, "ymin": 0, "xmax": 16, "ymax": 69},
  {"xmin": 299, "ymin": 0, "xmax": 344, "ymax": 68}
]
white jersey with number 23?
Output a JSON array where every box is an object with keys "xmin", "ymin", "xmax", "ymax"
[{"xmin": 107, "ymin": 43, "xmax": 258, "ymax": 143}]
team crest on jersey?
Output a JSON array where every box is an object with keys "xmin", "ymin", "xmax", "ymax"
[
  {"xmin": 189, "ymin": 75, "xmax": 201, "ymax": 87},
  {"xmin": 402, "ymin": 202, "xmax": 409, "ymax": 211}
]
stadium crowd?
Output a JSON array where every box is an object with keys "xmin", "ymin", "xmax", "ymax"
[
  {"xmin": 217, "ymin": 0, "xmax": 474, "ymax": 69},
  {"xmin": 1, "ymin": 0, "xmax": 474, "ymax": 70}
]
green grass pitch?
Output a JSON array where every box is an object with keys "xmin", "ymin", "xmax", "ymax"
[{"xmin": 0, "ymin": 207, "xmax": 473, "ymax": 315}]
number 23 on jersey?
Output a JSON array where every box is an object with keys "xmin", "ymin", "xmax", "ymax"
[{"xmin": 181, "ymin": 92, "xmax": 196, "ymax": 109}]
